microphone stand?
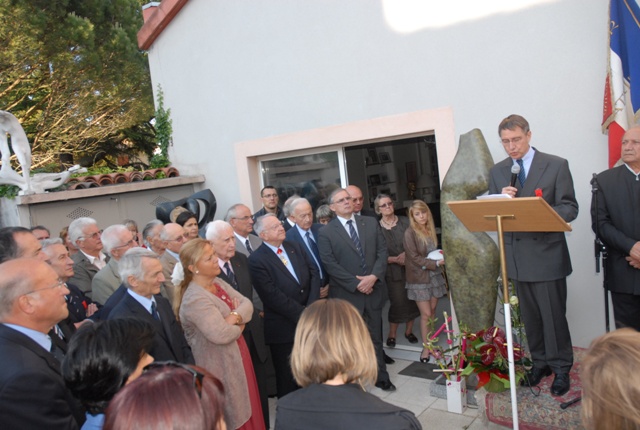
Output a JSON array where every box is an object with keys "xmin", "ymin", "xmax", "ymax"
[{"xmin": 591, "ymin": 173, "xmax": 610, "ymax": 333}]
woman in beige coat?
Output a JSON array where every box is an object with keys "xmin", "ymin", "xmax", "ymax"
[
  {"xmin": 176, "ymin": 238, "xmax": 264, "ymax": 430},
  {"xmin": 403, "ymin": 200, "xmax": 446, "ymax": 363}
]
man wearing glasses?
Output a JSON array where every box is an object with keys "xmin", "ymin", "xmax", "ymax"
[
  {"xmin": 252, "ymin": 186, "xmax": 287, "ymax": 227},
  {"xmin": 0, "ymin": 254, "xmax": 84, "ymax": 428},
  {"xmin": 489, "ymin": 114, "xmax": 578, "ymax": 397},
  {"xmin": 318, "ymin": 188, "xmax": 395, "ymax": 392},
  {"xmin": 225, "ymin": 203, "xmax": 263, "ymax": 257},
  {"xmin": 68, "ymin": 217, "xmax": 107, "ymax": 299},
  {"xmin": 159, "ymin": 223, "xmax": 185, "ymax": 305},
  {"xmin": 91, "ymin": 225, "xmax": 136, "ymax": 306}
]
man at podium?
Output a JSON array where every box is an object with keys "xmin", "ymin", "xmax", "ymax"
[{"xmin": 488, "ymin": 114, "xmax": 578, "ymax": 397}]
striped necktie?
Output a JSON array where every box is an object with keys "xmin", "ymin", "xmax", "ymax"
[
  {"xmin": 347, "ymin": 220, "xmax": 367, "ymax": 273},
  {"xmin": 516, "ymin": 159, "xmax": 526, "ymax": 187}
]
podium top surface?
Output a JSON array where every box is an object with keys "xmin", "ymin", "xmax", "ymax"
[{"xmin": 447, "ymin": 197, "xmax": 572, "ymax": 233}]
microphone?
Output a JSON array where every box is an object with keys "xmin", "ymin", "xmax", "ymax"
[
  {"xmin": 509, "ymin": 164, "xmax": 521, "ymax": 187},
  {"xmin": 591, "ymin": 173, "xmax": 599, "ymax": 193}
]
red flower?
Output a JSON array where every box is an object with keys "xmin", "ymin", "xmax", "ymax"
[
  {"xmin": 480, "ymin": 344, "xmax": 497, "ymax": 366},
  {"xmin": 535, "ymin": 188, "xmax": 543, "ymax": 197}
]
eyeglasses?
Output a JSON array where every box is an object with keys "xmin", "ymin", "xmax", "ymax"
[
  {"xmin": 112, "ymin": 239, "xmax": 136, "ymax": 250},
  {"xmin": 500, "ymin": 136, "xmax": 524, "ymax": 145},
  {"xmin": 80, "ymin": 230, "xmax": 102, "ymax": 240},
  {"xmin": 379, "ymin": 202, "xmax": 394, "ymax": 208},
  {"xmin": 262, "ymin": 193, "xmax": 278, "ymax": 199},
  {"xmin": 232, "ymin": 216, "xmax": 252, "ymax": 222},
  {"xmin": 333, "ymin": 196, "xmax": 352, "ymax": 205},
  {"xmin": 144, "ymin": 361, "xmax": 204, "ymax": 398},
  {"xmin": 24, "ymin": 279, "xmax": 66, "ymax": 295}
]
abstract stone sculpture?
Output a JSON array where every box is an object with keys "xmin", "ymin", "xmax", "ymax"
[{"xmin": 440, "ymin": 129, "xmax": 500, "ymax": 332}]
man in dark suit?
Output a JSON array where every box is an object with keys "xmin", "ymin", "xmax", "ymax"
[
  {"xmin": 252, "ymin": 185, "xmax": 288, "ymax": 228},
  {"xmin": 68, "ymin": 217, "xmax": 108, "ymax": 299},
  {"xmin": 226, "ymin": 203, "xmax": 264, "ymax": 256},
  {"xmin": 249, "ymin": 214, "xmax": 322, "ymax": 397},
  {"xmin": 347, "ymin": 185, "xmax": 377, "ymax": 218},
  {"xmin": 208, "ymin": 220, "xmax": 271, "ymax": 428},
  {"xmin": 317, "ymin": 188, "xmax": 394, "ymax": 391},
  {"xmin": 286, "ymin": 197, "xmax": 329, "ymax": 298},
  {"xmin": 489, "ymin": 114, "xmax": 578, "ymax": 396},
  {"xmin": 0, "ymin": 258, "xmax": 84, "ymax": 429},
  {"xmin": 108, "ymin": 247, "xmax": 194, "ymax": 364},
  {"xmin": 591, "ymin": 125, "xmax": 640, "ymax": 331}
]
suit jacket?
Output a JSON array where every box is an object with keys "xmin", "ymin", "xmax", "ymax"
[
  {"xmin": 91, "ymin": 257, "xmax": 121, "ymax": 305},
  {"xmin": 235, "ymin": 234, "xmax": 263, "ymax": 257},
  {"xmin": 358, "ymin": 208, "xmax": 378, "ymax": 219},
  {"xmin": 218, "ymin": 253, "xmax": 268, "ymax": 362},
  {"xmin": 99, "ymin": 284, "xmax": 127, "ymax": 320},
  {"xmin": 159, "ymin": 251, "xmax": 179, "ymax": 304},
  {"xmin": 0, "ymin": 324, "xmax": 84, "ymax": 429},
  {"xmin": 592, "ymin": 165, "xmax": 640, "ymax": 294},
  {"xmin": 69, "ymin": 252, "xmax": 108, "ymax": 299},
  {"xmin": 318, "ymin": 215, "xmax": 389, "ymax": 312},
  {"xmin": 488, "ymin": 150, "xmax": 578, "ymax": 282},
  {"xmin": 248, "ymin": 241, "xmax": 322, "ymax": 344},
  {"xmin": 286, "ymin": 223, "xmax": 329, "ymax": 286},
  {"xmin": 179, "ymin": 280, "xmax": 253, "ymax": 430},
  {"xmin": 108, "ymin": 292, "xmax": 195, "ymax": 364},
  {"xmin": 48, "ymin": 318, "xmax": 76, "ymax": 355},
  {"xmin": 65, "ymin": 283, "xmax": 97, "ymax": 323}
]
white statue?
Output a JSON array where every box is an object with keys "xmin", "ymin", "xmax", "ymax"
[{"xmin": 0, "ymin": 110, "xmax": 72, "ymax": 195}]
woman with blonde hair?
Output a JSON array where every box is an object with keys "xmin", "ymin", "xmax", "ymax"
[
  {"xmin": 403, "ymin": 200, "xmax": 446, "ymax": 362},
  {"xmin": 175, "ymin": 238, "xmax": 264, "ymax": 430},
  {"xmin": 275, "ymin": 299, "xmax": 421, "ymax": 430},
  {"xmin": 581, "ymin": 328, "xmax": 640, "ymax": 430}
]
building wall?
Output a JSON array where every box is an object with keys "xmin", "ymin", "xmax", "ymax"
[{"xmin": 145, "ymin": 0, "xmax": 611, "ymax": 347}]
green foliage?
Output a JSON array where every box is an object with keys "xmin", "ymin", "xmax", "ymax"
[
  {"xmin": 0, "ymin": 0, "xmax": 155, "ymax": 169},
  {"xmin": 0, "ymin": 185, "xmax": 20, "ymax": 200},
  {"xmin": 149, "ymin": 85, "xmax": 172, "ymax": 168}
]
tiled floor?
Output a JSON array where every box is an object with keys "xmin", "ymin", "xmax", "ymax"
[{"xmin": 268, "ymin": 349, "xmax": 508, "ymax": 429}]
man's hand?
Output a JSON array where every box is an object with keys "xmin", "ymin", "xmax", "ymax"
[
  {"xmin": 356, "ymin": 274, "xmax": 377, "ymax": 295},
  {"xmin": 501, "ymin": 186, "xmax": 517, "ymax": 198},
  {"xmin": 320, "ymin": 284, "xmax": 330, "ymax": 298},
  {"xmin": 85, "ymin": 303, "xmax": 98, "ymax": 317},
  {"xmin": 626, "ymin": 256, "xmax": 640, "ymax": 269},
  {"xmin": 396, "ymin": 252, "xmax": 406, "ymax": 266},
  {"xmin": 630, "ymin": 242, "xmax": 640, "ymax": 261}
]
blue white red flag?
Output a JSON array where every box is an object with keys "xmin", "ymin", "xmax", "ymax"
[{"xmin": 602, "ymin": 0, "xmax": 640, "ymax": 167}]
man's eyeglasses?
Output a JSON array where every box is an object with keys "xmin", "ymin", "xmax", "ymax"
[
  {"xmin": 80, "ymin": 230, "xmax": 103, "ymax": 240},
  {"xmin": 113, "ymin": 239, "xmax": 136, "ymax": 250},
  {"xmin": 24, "ymin": 279, "xmax": 66, "ymax": 295},
  {"xmin": 500, "ymin": 136, "xmax": 524, "ymax": 145},
  {"xmin": 144, "ymin": 361, "xmax": 205, "ymax": 398},
  {"xmin": 333, "ymin": 196, "xmax": 352, "ymax": 205},
  {"xmin": 379, "ymin": 202, "xmax": 394, "ymax": 209},
  {"xmin": 262, "ymin": 193, "xmax": 278, "ymax": 199}
]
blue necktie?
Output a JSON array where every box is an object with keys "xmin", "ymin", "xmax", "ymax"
[
  {"xmin": 224, "ymin": 262, "xmax": 238, "ymax": 290},
  {"xmin": 516, "ymin": 159, "xmax": 526, "ymax": 187},
  {"xmin": 347, "ymin": 220, "xmax": 367, "ymax": 273},
  {"xmin": 151, "ymin": 301, "xmax": 160, "ymax": 321},
  {"xmin": 245, "ymin": 239, "xmax": 253, "ymax": 254},
  {"xmin": 306, "ymin": 231, "xmax": 323, "ymax": 276}
]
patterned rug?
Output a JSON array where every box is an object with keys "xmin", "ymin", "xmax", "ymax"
[{"xmin": 482, "ymin": 347, "xmax": 585, "ymax": 430}]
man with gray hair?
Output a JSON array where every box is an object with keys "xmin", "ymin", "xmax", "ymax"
[
  {"xmin": 158, "ymin": 223, "xmax": 185, "ymax": 304},
  {"xmin": 225, "ymin": 203, "xmax": 263, "ymax": 257},
  {"xmin": 91, "ymin": 225, "xmax": 136, "ymax": 305},
  {"xmin": 281, "ymin": 194, "xmax": 300, "ymax": 231},
  {"xmin": 68, "ymin": 217, "xmax": 107, "ymax": 298},
  {"xmin": 142, "ymin": 219, "xmax": 165, "ymax": 256},
  {"xmin": 107, "ymin": 247, "xmax": 194, "ymax": 364},
  {"xmin": 207, "ymin": 220, "xmax": 271, "ymax": 428}
]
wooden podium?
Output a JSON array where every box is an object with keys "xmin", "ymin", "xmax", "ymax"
[{"xmin": 447, "ymin": 196, "xmax": 571, "ymax": 429}]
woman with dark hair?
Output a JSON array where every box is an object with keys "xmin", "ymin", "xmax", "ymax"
[
  {"xmin": 62, "ymin": 318, "xmax": 155, "ymax": 430},
  {"xmin": 374, "ymin": 194, "xmax": 419, "ymax": 348},
  {"xmin": 103, "ymin": 362, "xmax": 226, "ymax": 430},
  {"xmin": 404, "ymin": 200, "xmax": 446, "ymax": 363},
  {"xmin": 176, "ymin": 238, "xmax": 264, "ymax": 430},
  {"xmin": 176, "ymin": 210, "xmax": 200, "ymax": 241},
  {"xmin": 275, "ymin": 299, "xmax": 421, "ymax": 430}
]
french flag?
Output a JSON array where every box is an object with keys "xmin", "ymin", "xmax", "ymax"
[{"xmin": 602, "ymin": 0, "xmax": 640, "ymax": 168}]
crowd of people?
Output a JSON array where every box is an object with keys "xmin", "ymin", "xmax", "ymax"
[{"xmin": 1, "ymin": 114, "xmax": 639, "ymax": 429}]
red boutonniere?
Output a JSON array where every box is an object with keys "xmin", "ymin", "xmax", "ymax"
[{"xmin": 535, "ymin": 188, "xmax": 543, "ymax": 197}]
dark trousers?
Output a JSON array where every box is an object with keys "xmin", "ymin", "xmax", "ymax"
[
  {"xmin": 517, "ymin": 278, "xmax": 573, "ymax": 374},
  {"xmin": 269, "ymin": 343, "xmax": 299, "ymax": 398},
  {"xmin": 362, "ymin": 298, "xmax": 390, "ymax": 384},
  {"xmin": 611, "ymin": 291, "xmax": 640, "ymax": 331}
]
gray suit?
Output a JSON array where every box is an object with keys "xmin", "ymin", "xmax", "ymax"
[
  {"xmin": 69, "ymin": 252, "xmax": 108, "ymax": 299},
  {"xmin": 234, "ymin": 234, "xmax": 263, "ymax": 257},
  {"xmin": 318, "ymin": 215, "xmax": 390, "ymax": 383},
  {"xmin": 159, "ymin": 251, "xmax": 178, "ymax": 304},
  {"xmin": 489, "ymin": 149, "xmax": 578, "ymax": 373},
  {"xmin": 91, "ymin": 257, "xmax": 121, "ymax": 305}
]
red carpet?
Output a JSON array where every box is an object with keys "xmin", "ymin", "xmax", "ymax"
[{"xmin": 483, "ymin": 347, "xmax": 585, "ymax": 429}]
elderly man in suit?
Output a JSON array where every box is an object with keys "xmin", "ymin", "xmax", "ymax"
[
  {"xmin": 249, "ymin": 214, "xmax": 322, "ymax": 397},
  {"xmin": 91, "ymin": 225, "xmax": 136, "ymax": 305},
  {"xmin": 207, "ymin": 220, "xmax": 271, "ymax": 428},
  {"xmin": 108, "ymin": 247, "xmax": 194, "ymax": 364},
  {"xmin": 591, "ymin": 125, "xmax": 640, "ymax": 331},
  {"xmin": 346, "ymin": 185, "xmax": 377, "ymax": 218},
  {"xmin": 489, "ymin": 114, "xmax": 578, "ymax": 397},
  {"xmin": 0, "ymin": 258, "xmax": 84, "ymax": 429},
  {"xmin": 158, "ymin": 223, "xmax": 185, "ymax": 304},
  {"xmin": 226, "ymin": 204, "xmax": 263, "ymax": 256},
  {"xmin": 286, "ymin": 197, "xmax": 329, "ymax": 298},
  {"xmin": 318, "ymin": 188, "xmax": 395, "ymax": 391},
  {"xmin": 68, "ymin": 217, "xmax": 107, "ymax": 298}
]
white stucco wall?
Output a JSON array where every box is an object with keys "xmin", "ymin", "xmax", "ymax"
[{"xmin": 145, "ymin": 0, "xmax": 612, "ymax": 347}]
